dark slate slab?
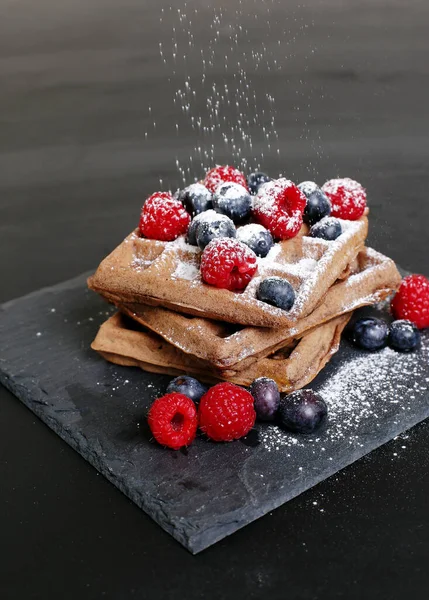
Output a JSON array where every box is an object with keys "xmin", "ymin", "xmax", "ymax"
[{"xmin": 0, "ymin": 273, "xmax": 428, "ymax": 554}]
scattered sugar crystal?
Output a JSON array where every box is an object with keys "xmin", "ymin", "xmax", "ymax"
[{"xmin": 260, "ymin": 333, "xmax": 429, "ymax": 452}]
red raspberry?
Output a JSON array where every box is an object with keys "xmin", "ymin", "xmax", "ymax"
[
  {"xmin": 204, "ymin": 165, "xmax": 248, "ymax": 193},
  {"xmin": 391, "ymin": 274, "xmax": 429, "ymax": 329},
  {"xmin": 200, "ymin": 238, "xmax": 257, "ymax": 291},
  {"xmin": 147, "ymin": 393, "xmax": 198, "ymax": 450},
  {"xmin": 198, "ymin": 383, "xmax": 256, "ymax": 442},
  {"xmin": 322, "ymin": 178, "xmax": 367, "ymax": 220},
  {"xmin": 252, "ymin": 178, "xmax": 306, "ymax": 240},
  {"xmin": 139, "ymin": 192, "xmax": 191, "ymax": 241}
]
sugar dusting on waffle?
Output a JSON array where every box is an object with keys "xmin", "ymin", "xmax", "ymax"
[
  {"xmin": 172, "ymin": 262, "xmax": 200, "ymax": 281},
  {"xmin": 141, "ymin": 218, "xmax": 365, "ymax": 321}
]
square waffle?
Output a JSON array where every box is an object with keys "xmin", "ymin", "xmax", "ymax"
[
  {"xmin": 116, "ymin": 247, "xmax": 401, "ymax": 370},
  {"xmin": 91, "ymin": 313, "xmax": 351, "ymax": 393},
  {"xmin": 88, "ymin": 216, "xmax": 368, "ymax": 328}
]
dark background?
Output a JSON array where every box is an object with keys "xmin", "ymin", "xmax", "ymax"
[{"xmin": 1, "ymin": 0, "xmax": 429, "ymax": 598}]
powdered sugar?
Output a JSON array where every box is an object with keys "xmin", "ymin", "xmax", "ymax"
[
  {"xmin": 256, "ymin": 249, "xmax": 318, "ymax": 280},
  {"xmin": 298, "ymin": 181, "xmax": 319, "ymax": 196},
  {"xmin": 172, "ymin": 261, "xmax": 200, "ymax": 281},
  {"xmin": 131, "ymin": 256, "xmax": 154, "ymax": 271},
  {"xmin": 289, "ymin": 219, "xmax": 363, "ymax": 315},
  {"xmin": 280, "ymin": 258, "xmax": 318, "ymax": 278},
  {"xmin": 215, "ymin": 182, "xmax": 249, "ymax": 199},
  {"xmin": 237, "ymin": 223, "xmax": 270, "ymax": 245},
  {"xmin": 183, "ymin": 182, "xmax": 211, "ymax": 196},
  {"xmin": 322, "ymin": 177, "xmax": 364, "ymax": 198},
  {"xmin": 319, "ymin": 339, "xmax": 429, "ymax": 442},
  {"xmin": 252, "ymin": 178, "xmax": 305, "ymax": 238},
  {"xmin": 322, "ymin": 178, "xmax": 366, "ymax": 219},
  {"xmin": 170, "ymin": 235, "xmax": 200, "ymax": 253},
  {"xmin": 260, "ymin": 332, "xmax": 429, "ymax": 452}
]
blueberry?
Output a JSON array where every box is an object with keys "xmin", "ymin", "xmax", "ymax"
[
  {"xmin": 237, "ymin": 224, "xmax": 274, "ymax": 258},
  {"xmin": 178, "ymin": 183, "xmax": 213, "ymax": 216},
  {"xmin": 195, "ymin": 210, "xmax": 237, "ymax": 250},
  {"xmin": 247, "ymin": 172, "xmax": 272, "ymax": 195},
  {"xmin": 350, "ymin": 317, "xmax": 389, "ymax": 351},
  {"xmin": 278, "ymin": 389, "xmax": 327, "ymax": 434},
  {"xmin": 298, "ymin": 181, "xmax": 319, "ymax": 197},
  {"xmin": 250, "ymin": 377, "xmax": 280, "ymax": 421},
  {"xmin": 256, "ymin": 277, "xmax": 295, "ymax": 311},
  {"xmin": 299, "ymin": 183, "xmax": 331, "ymax": 225},
  {"xmin": 310, "ymin": 217, "xmax": 342, "ymax": 241},
  {"xmin": 186, "ymin": 211, "xmax": 206, "ymax": 246},
  {"xmin": 166, "ymin": 376, "xmax": 208, "ymax": 404},
  {"xmin": 389, "ymin": 320, "xmax": 420, "ymax": 352},
  {"xmin": 213, "ymin": 182, "xmax": 252, "ymax": 223}
]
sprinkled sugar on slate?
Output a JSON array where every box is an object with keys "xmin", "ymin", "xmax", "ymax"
[{"xmin": 0, "ymin": 271, "xmax": 428, "ymax": 553}]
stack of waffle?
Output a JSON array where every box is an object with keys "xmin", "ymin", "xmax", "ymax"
[{"xmin": 88, "ymin": 214, "xmax": 401, "ymax": 392}]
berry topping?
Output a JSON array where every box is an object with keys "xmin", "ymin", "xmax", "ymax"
[
  {"xmin": 252, "ymin": 178, "xmax": 307, "ymax": 240},
  {"xmin": 278, "ymin": 389, "xmax": 327, "ymax": 434},
  {"xmin": 298, "ymin": 181, "xmax": 319, "ymax": 197},
  {"xmin": 322, "ymin": 178, "xmax": 367, "ymax": 220},
  {"xmin": 147, "ymin": 393, "xmax": 198, "ymax": 450},
  {"xmin": 186, "ymin": 211, "xmax": 206, "ymax": 246},
  {"xmin": 178, "ymin": 183, "xmax": 213, "ymax": 216},
  {"xmin": 198, "ymin": 382, "xmax": 256, "ymax": 442},
  {"xmin": 247, "ymin": 171, "xmax": 272, "ymax": 195},
  {"xmin": 391, "ymin": 274, "xmax": 429, "ymax": 330},
  {"xmin": 298, "ymin": 182, "xmax": 331, "ymax": 225},
  {"xmin": 204, "ymin": 165, "xmax": 248, "ymax": 193},
  {"xmin": 250, "ymin": 377, "xmax": 280, "ymax": 421},
  {"xmin": 194, "ymin": 209, "xmax": 237, "ymax": 250},
  {"xmin": 139, "ymin": 192, "xmax": 191, "ymax": 241},
  {"xmin": 256, "ymin": 277, "xmax": 295, "ymax": 311},
  {"xmin": 200, "ymin": 238, "xmax": 258, "ymax": 291},
  {"xmin": 166, "ymin": 376, "xmax": 208, "ymax": 404},
  {"xmin": 310, "ymin": 216, "xmax": 342, "ymax": 241},
  {"xmin": 389, "ymin": 320, "xmax": 421, "ymax": 353},
  {"xmin": 213, "ymin": 182, "xmax": 252, "ymax": 223},
  {"xmin": 349, "ymin": 317, "xmax": 389, "ymax": 351},
  {"xmin": 236, "ymin": 223, "xmax": 274, "ymax": 258}
]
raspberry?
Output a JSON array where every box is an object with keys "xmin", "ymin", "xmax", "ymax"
[
  {"xmin": 147, "ymin": 393, "xmax": 198, "ymax": 450},
  {"xmin": 200, "ymin": 238, "xmax": 257, "ymax": 291},
  {"xmin": 322, "ymin": 178, "xmax": 366, "ymax": 220},
  {"xmin": 204, "ymin": 165, "xmax": 248, "ymax": 193},
  {"xmin": 198, "ymin": 383, "xmax": 256, "ymax": 442},
  {"xmin": 139, "ymin": 192, "xmax": 191, "ymax": 241},
  {"xmin": 391, "ymin": 274, "xmax": 429, "ymax": 330},
  {"xmin": 252, "ymin": 178, "xmax": 307, "ymax": 240}
]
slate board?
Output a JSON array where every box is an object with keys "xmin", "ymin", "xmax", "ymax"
[{"xmin": 0, "ymin": 273, "xmax": 428, "ymax": 554}]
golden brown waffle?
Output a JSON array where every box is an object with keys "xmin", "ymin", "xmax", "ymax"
[
  {"xmin": 116, "ymin": 247, "xmax": 401, "ymax": 370},
  {"xmin": 88, "ymin": 216, "xmax": 368, "ymax": 327},
  {"xmin": 92, "ymin": 313, "xmax": 351, "ymax": 393}
]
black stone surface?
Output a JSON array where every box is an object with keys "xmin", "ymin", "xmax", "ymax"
[
  {"xmin": 0, "ymin": 274, "xmax": 428, "ymax": 553},
  {"xmin": 2, "ymin": 0, "xmax": 429, "ymax": 595}
]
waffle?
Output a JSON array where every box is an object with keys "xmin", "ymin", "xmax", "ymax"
[
  {"xmin": 92, "ymin": 313, "xmax": 351, "ymax": 393},
  {"xmin": 116, "ymin": 247, "xmax": 401, "ymax": 370},
  {"xmin": 88, "ymin": 216, "xmax": 368, "ymax": 327}
]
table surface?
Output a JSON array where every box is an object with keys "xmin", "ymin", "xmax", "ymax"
[{"xmin": 1, "ymin": 1, "xmax": 429, "ymax": 598}]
